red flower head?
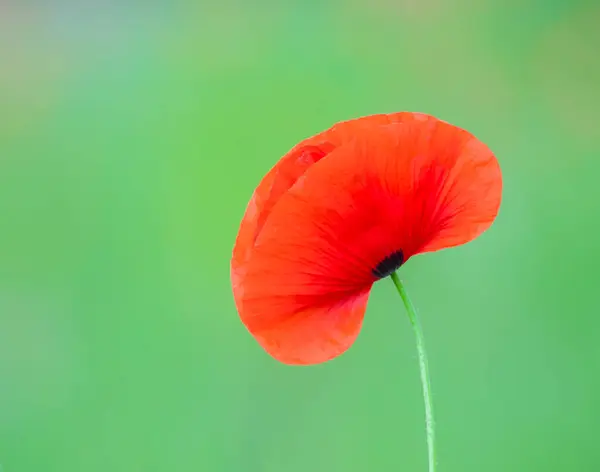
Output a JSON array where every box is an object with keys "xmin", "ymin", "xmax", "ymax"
[{"xmin": 231, "ymin": 112, "xmax": 502, "ymax": 365}]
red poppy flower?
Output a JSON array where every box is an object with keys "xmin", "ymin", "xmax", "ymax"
[{"xmin": 231, "ymin": 112, "xmax": 502, "ymax": 365}]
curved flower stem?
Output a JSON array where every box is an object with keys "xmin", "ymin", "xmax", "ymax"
[{"xmin": 390, "ymin": 271, "xmax": 436, "ymax": 472}]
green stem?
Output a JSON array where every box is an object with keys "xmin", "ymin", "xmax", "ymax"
[{"xmin": 390, "ymin": 271, "xmax": 436, "ymax": 472}]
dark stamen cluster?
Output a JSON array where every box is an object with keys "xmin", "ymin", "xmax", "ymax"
[{"xmin": 372, "ymin": 250, "xmax": 405, "ymax": 279}]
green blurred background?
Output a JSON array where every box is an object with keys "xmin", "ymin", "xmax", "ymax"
[{"xmin": 1, "ymin": 1, "xmax": 599, "ymax": 471}]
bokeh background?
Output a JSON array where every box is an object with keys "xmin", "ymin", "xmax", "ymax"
[{"xmin": 1, "ymin": 1, "xmax": 599, "ymax": 471}]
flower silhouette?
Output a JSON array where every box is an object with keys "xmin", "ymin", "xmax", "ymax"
[{"xmin": 232, "ymin": 112, "xmax": 502, "ymax": 365}]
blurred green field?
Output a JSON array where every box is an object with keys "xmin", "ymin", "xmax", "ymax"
[{"xmin": 1, "ymin": 1, "xmax": 599, "ymax": 471}]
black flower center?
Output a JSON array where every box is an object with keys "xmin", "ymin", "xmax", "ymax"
[{"xmin": 372, "ymin": 250, "xmax": 404, "ymax": 279}]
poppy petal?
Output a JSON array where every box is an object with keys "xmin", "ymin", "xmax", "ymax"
[
  {"xmin": 235, "ymin": 141, "xmax": 412, "ymax": 364},
  {"xmin": 413, "ymin": 124, "xmax": 502, "ymax": 254},
  {"xmin": 361, "ymin": 118, "xmax": 502, "ymax": 255},
  {"xmin": 231, "ymin": 142, "xmax": 334, "ymax": 288},
  {"xmin": 241, "ymin": 287, "xmax": 371, "ymax": 365},
  {"xmin": 231, "ymin": 112, "xmax": 425, "ymax": 284}
]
